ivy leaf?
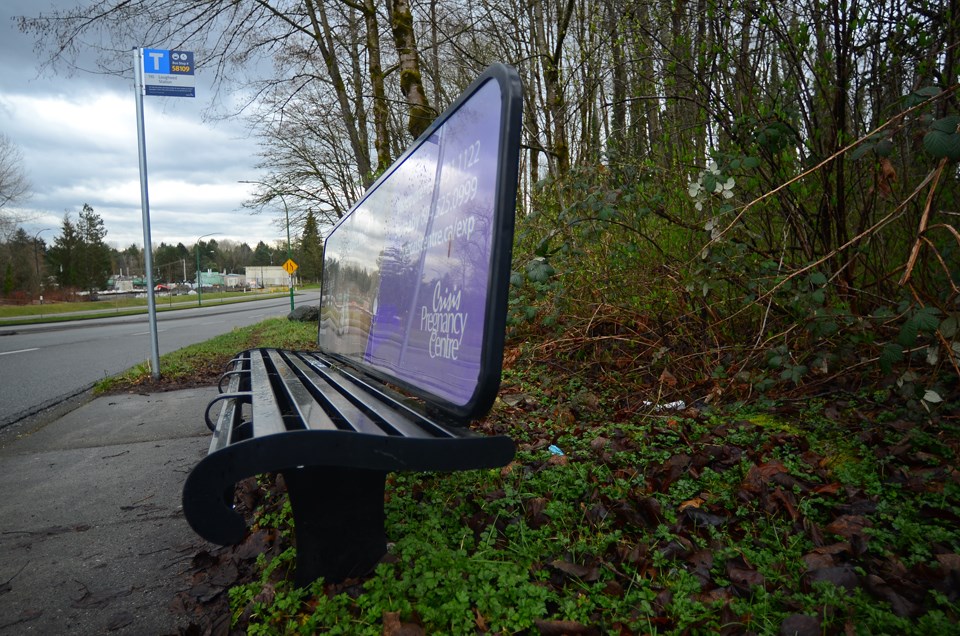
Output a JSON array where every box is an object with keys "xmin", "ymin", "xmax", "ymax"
[
  {"xmin": 898, "ymin": 320, "xmax": 919, "ymax": 347},
  {"xmin": 808, "ymin": 272, "xmax": 828, "ymax": 286},
  {"xmin": 875, "ymin": 139, "xmax": 894, "ymax": 157},
  {"xmin": 914, "ymin": 86, "xmax": 942, "ymax": 98},
  {"xmin": 702, "ymin": 173, "xmax": 717, "ymax": 194},
  {"xmin": 880, "ymin": 343, "xmax": 903, "ymax": 375},
  {"xmin": 912, "ymin": 306, "xmax": 941, "ymax": 331},
  {"xmin": 930, "ymin": 115, "xmax": 960, "ymax": 133},
  {"xmin": 851, "ymin": 142, "xmax": 874, "ymax": 161},
  {"xmin": 939, "ymin": 315, "xmax": 958, "ymax": 339},
  {"xmin": 525, "ymin": 258, "xmax": 555, "ymax": 283},
  {"xmin": 922, "ymin": 130, "xmax": 960, "ymax": 160}
]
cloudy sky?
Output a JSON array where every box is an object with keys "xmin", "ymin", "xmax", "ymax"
[{"xmin": 0, "ymin": 0, "xmax": 283, "ymax": 251}]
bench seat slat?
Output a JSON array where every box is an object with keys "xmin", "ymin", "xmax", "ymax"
[
  {"xmin": 249, "ymin": 351, "xmax": 289, "ymax": 438},
  {"xmin": 280, "ymin": 351, "xmax": 393, "ymax": 436},
  {"xmin": 299, "ymin": 352, "xmax": 455, "ymax": 440}
]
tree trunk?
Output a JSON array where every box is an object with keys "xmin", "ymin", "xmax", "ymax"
[
  {"xmin": 387, "ymin": 0, "xmax": 435, "ymax": 140},
  {"xmin": 303, "ymin": 0, "xmax": 372, "ymax": 184},
  {"xmin": 532, "ymin": 0, "xmax": 575, "ymax": 176},
  {"xmin": 362, "ymin": 0, "xmax": 391, "ymax": 179}
]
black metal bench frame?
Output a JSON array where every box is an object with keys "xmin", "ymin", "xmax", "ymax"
[{"xmin": 182, "ymin": 64, "xmax": 523, "ymax": 586}]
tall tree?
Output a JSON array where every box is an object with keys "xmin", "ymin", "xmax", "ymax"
[
  {"xmin": 387, "ymin": 0, "xmax": 435, "ymax": 140},
  {"xmin": 75, "ymin": 205, "xmax": 111, "ymax": 292},
  {"xmin": 297, "ymin": 209, "xmax": 324, "ymax": 283},
  {"xmin": 0, "ymin": 134, "xmax": 31, "ymax": 241}
]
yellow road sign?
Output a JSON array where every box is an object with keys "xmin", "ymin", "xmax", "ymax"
[{"xmin": 282, "ymin": 258, "xmax": 298, "ymax": 275}]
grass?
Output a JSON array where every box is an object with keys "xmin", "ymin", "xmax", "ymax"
[
  {"xmin": 218, "ymin": 359, "xmax": 960, "ymax": 635},
  {"xmin": 0, "ymin": 289, "xmax": 296, "ymax": 324},
  {"xmin": 93, "ymin": 317, "xmax": 318, "ymax": 394}
]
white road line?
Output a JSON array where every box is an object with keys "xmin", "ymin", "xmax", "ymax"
[{"xmin": 0, "ymin": 348, "xmax": 39, "ymax": 356}]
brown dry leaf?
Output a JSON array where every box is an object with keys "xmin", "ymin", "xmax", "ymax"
[
  {"xmin": 770, "ymin": 488, "xmax": 798, "ymax": 521},
  {"xmin": 936, "ymin": 553, "xmax": 960, "ymax": 571},
  {"xmin": 824, "ymin": 514, "xmax": 870, "ymax": 540},
  {"xmin": 679, "ymin": 496, "xmax": 705, "ymax": 511},
  {"xmin": 877, "ymin": 157, "xmax": 897, "ymax": 197},
  {"xmin": 813, "ymin": 482, "xmax": 842, "ymax": 495},
  {"xmin": 742, "ymin": 460, "xmax": 789, "ymax": 493},
  {"xmin": 474, "ymin": 608, "xmax": 488, "ymax": 632},
  {"xmin": 590, "ymin": 436, "xmax": 610, "ymax": 451},
  {"xmin": 802, "ymin": 543, "xmax": 851, "ymax": 571},
  {"xmin": 803, "ymin": 566, "xmax": 860, "ymax": 592},
  {"xmin": 658, "ymin": 368, "xmax": 677, "ymax": 387},
  {"xmin": 382, "ymin": 611, "xmax": 425, "ymax": 636},
  {"xmin": 550, "ymin": 559, "xmax": 601, "ymax": 582}
]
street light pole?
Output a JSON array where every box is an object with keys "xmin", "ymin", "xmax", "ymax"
[
  {"xmin": 283, "ymin": 196, "xmax": 294, "ymax": 312},
  {"xmin": 195, "ymin": 232, "xmax": 220, "ymax": 307},
  {"xmin": 239, "ymin": 180, "xmax": 295, "ymax": 312},
  {"xmin": 32, "ymin": 228, "xmax": 51, "ymax": 302}
]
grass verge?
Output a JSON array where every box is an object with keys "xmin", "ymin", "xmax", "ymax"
[
  {"xmin": 94, "ymin": 317, "xmax": 318, "ymax": 394},
  {"xmin": 0, "ymin": 291, "xmax": 292, "ymax": 326}
]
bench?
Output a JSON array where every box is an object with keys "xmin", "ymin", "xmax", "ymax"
[{"xmin": 182, "ymin": 63, "xmax": 523, "ymax": 586}]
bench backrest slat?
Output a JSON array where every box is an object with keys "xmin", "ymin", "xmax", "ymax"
[{"xmin": 318, "ymin": 64, "xmax": 523, "ymax": 422}]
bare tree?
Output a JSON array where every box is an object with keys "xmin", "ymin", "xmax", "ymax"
[{"xmin": 0, "ymin": 134, "xmax": 31, "ymax": 240}]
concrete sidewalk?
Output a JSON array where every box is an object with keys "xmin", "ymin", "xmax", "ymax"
[{"xmin": 0, "ymin": 388, "xmax": 216, "ymax": 634}]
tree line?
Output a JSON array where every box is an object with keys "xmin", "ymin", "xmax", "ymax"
[
  {"xmin": 0, "ymin": 207, "xmax": 325, "ymax": 300},
  {"xmin": 15, "ymin": 0, "xmax": 959, "ymax": 395}
]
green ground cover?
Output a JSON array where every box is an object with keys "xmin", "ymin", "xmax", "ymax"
[{"xmin": 177, "ymin": 351, "xmax": 960, "ymax": 635}]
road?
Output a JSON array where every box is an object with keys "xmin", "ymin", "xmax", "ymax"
[{"xmin": 0, "ymin": 296, "xmax": 300, "ymax": 427}]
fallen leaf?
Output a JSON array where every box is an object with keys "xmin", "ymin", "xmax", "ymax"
[
  {"xmin": 802, "ymin": 543, "xmax": 851, "ymax": 570},
  {"xmin": 659, "ymin": 369, "xmax": 677, "ymax": 387},
  {"xmin": 936, "ymin": 553, "xmax": 960, "ymax": 571},
  {"xmin": 679, "ymin": 496, "xmax": 705, "ymax": 511},
  {"xmin": 550, "ymin": 559, "xmax": 600, "ymax": 582},
  {"xmin": 383, "ymin": 610, "xmax": 425, "ymax": 636},
  {"xmin": 803, "ymin": 566, "xmax": 860, "ymax": 592},
  {"xmin": 864, "ymin": 574, "xmax": 920, "ymax": 618},
  {"xmin": 780, "ymin": 614, "xmax": 821, "ymax": 636},
  {"xmin": 824, "ymin": 515, "xmax": 870, "ymax": 540}
]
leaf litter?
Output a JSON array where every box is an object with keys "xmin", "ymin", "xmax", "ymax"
[{"xmin": 175, "ymin": 363, "xmax": 959, "ymax": 634}]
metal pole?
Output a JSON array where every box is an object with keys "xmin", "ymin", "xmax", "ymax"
[
  {"xmin": 32, "ymin": 228, "xmax": 51, "ymax": 300},
  {"xmin": 196, "ymin": 246, "xmax": 202, "ymax": 307},
  {"xmin": 195, "ymin": 232, "xmax": 219, "ymax": 307},
  {"xmin": 239, "ymin": 180, "xmax": 295, "ymax": 311},
  {"xmin": 284, "ymin": 197, "xmax": 294, "ymax": 312},
  {"xmin": 134, "ymin": 48, "xmax": 162, "ymax": 380}
]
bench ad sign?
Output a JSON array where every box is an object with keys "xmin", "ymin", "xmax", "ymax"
[{"xmin": 320, "ymin": 73, "xmax": 515, "ymax": 408}]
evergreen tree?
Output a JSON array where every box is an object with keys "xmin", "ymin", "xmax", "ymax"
[
  {"xmin": 76, "ymin": 205, "xmax": 110, "ymax": 291},
  {"xmin": 48, "ymin": 214, "xmax": 79, "ymax": 288},
  {"xmin": 297, "ymin": 209, "xmax": 324, "ymax": 283},
  {"xmin": 252, "ymin": 241, "xmax": 273, "ymax": 266},
  {"xmin": 47, "ymin": 204, "xmax": 111, "ymax": 291}
]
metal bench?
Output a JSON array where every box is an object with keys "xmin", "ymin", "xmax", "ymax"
[{"xmin": 182, "ymin": 63, "xmax": 523, "ymax": 586}]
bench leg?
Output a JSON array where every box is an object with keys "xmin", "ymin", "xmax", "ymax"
[{"xmin": 281, "ymin": 466, "xmax": 387, "ymax": 586}]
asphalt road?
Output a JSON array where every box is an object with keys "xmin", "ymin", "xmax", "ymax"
[{"xmin": 0, "ymin": 296, "xmax": 303, "ymax": 427}]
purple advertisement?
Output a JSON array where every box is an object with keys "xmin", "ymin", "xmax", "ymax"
[{"xmin": 319, "ymin": 75, "xmax": 515, "ymax": 408}]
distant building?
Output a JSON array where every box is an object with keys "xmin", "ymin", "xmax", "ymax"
[
  {"xmin": 244, "ymin": 265, "xmax": 295, "ymax": 288},
  {"xmin": 198, "ymin": 270, "xmax": 224, "ymax": 288},
  {"xmin": 224, "ymin": 273, "xmax": 245, "ymax": 288}
]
